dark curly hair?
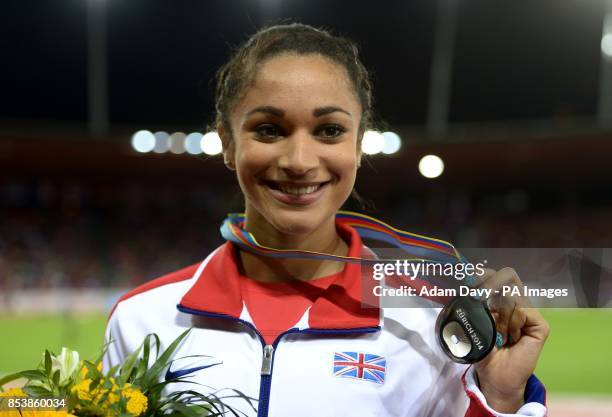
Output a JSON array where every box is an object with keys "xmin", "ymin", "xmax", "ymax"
[{"xmin": 214, "ymin": 23, "xmax": 374, "ymax": 142}]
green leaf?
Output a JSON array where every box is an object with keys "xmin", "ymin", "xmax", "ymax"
[
  {"xmin": 169, "ymin": 389, "xmax": 247, "ymax": 417},
  {"xmin": 93, "ymin": 336, "xmax": 114, "ymax": 367},
  {"xmin": 89, "ymin": 377, "xmax": 101, "ymax": 391},
  {"xmin": 23, "ymin": 385, "xmax": 53, "ymax": 397},
  {"xmin": 44, "ymin": 350, "xmax": 52, "ymax": 375},
  {"xmin": 83, "ymin": 360, "xmax": 102, "ymax": 381},
  {"xmin": 127, "ymin": 334, "xmax": 159, "ymax": 386},
  {"xmin": 52, "ymin": 369, "xmax": 61, "ymax": 386},
  {"xmin": 143, "ymin": 332, "xmax": 151, "ymax": 365},
  {"xmin": 163, "ymin": 402, "xmax": 209, "ymax": 417},
  {"xmin": 18, "ymin": 370, "xmax": 47, "ymax": 381},
  {"xmin": 108, "ymin": 364, "xmax": 121, "ymax": 379},
  {"xmin": 118, "ymin": 341, "xmax": 143, "ymax": 385},
  {"xmin": 139, "ymin": 329, "xmax": 192, "ymax": 388},
  {"xmin": 0, "ymin": 372, "xmax": 23, "ymax": 387},
  {"xmin": 134, "ymin": 357, "xmax": 147, "ymax": 381}
]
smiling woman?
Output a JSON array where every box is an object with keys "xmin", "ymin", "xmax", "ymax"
[
  {"xmin": 103, "ymin": 23, "xmax": 549, "ymax": 417},
  {"xmin": 221, "ymin": 53, "xmax": 363, "ymax": 281}
]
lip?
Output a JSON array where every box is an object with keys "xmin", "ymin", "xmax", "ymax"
[{"xmin": 263, "ymin": 180, "xmax": 330, "ymax": 206}]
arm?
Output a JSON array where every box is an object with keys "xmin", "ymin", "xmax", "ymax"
[
  {"xmin": 102, "ymin": 304, "xmax": 129, "ymax": 373},
  {"xmin": 427, "ymin": 267, "xmax": 549, "ymax": 417},
  {"xmin": 424, "ymin": 361, "xmax": 546, "ymax": 417},
  {"xmin": 463, "ymin": 367, "xmax": 547, "ymax": 417},
  {"xmin": 469, "ymin": 267, "xmax": 549, "ymax": 416}
]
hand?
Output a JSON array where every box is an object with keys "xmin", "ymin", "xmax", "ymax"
[{"xmin": 473, "ymin": 268, "xmax": 550, "ymax": 413}]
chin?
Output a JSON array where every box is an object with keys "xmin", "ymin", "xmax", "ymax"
[{"xmin": 270, "ymin": 211, "xmax": 323, "ymax": 235}]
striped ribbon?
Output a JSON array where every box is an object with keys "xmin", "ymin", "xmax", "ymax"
[
  {"xmin": 221, "ymin": 211, "xmax": 464, "ymax": 265},
  {"xmin": 220, "ymin": 211, "xmax": 476, "ymax": 303},
  {"xmin": 220, "ymin": 211, "xmax": 501, "ymax": 362}
]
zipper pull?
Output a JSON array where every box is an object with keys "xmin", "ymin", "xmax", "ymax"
[{"xmin": 261, "ymin": 344, "xmax": 274, "ymax": 375}]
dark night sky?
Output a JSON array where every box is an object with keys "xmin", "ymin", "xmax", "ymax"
[{"xmin": 1, "ymin": 0, "xmax": 605, "ymax": 130}]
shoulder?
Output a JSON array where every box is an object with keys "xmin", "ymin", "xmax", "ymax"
[
  {"xmin": 102, "ymin": 260, "xmax": 209, "ymax": 369},
  {"xmin": 109, "ymin": 263, "xmax": 198, "ymax": 316},
  {"xmin": 108, "ymin": 246, "xmax": 223, "ymax": 320}
]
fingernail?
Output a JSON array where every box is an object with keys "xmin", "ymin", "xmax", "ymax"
[{"xmin": 495, "ymin": 332, "xmax": 504, "ymax": 347}]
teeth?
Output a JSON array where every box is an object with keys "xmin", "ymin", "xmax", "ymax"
[{"xmin": 278, "ymin": 184, "xmax": 321, "ymax": 196}]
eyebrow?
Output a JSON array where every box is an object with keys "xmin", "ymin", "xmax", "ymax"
[
  {"xmin": 245, "ymin": 105, "xmax": 352, "ymax": 118},
  {"xmin": 313, "ymin": 106, "xmax": 352, "ymax": 118},
  {"xmin": 245, "ymin": 106, "xmax": 285, "ymax": 118}
]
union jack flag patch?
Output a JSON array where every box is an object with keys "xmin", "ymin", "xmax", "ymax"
[{"xmin": 333, "ymin": 351, "xmax": 386, "ymax": 384}]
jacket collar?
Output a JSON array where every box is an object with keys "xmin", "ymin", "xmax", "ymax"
[{"xmin": 178, "ymin": 221, "xmax": 380, "ymax": 330}]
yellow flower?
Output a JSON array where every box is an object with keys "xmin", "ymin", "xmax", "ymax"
[
  {"xmin": 0, "ymin": 389, "xmax": 26, "ymax": 416},
  {"xmin": 0, "ymin": 388, "xmax": 26, "ymax": 397},
  {"xmin": 80, "ymin": 364, "xmax": 88, "ymax": 379},
  {"xmin": 71, "ymin": 378, "xmax": 92, "ymax": 401},
  {"xmin": 79, "ymin": 361, "xmax": 102, "ymax": 380},
  {"xmin": 122, "ymin": 386, "xmax": 147, "ymax": 416},
  {"xmin": 21, "ymin": 412, "xmax": 72, "ymax": 417},
  {"xmin": 90, "ymin": 377, "xmax": 119, "ymax": 407},
  {"xmin": 107, "ymin": 390, "xmax": 119, "ymax": 405},
  {"xmin": 0, "ymin": 394, "xmax": 70, "ymax": 417}
]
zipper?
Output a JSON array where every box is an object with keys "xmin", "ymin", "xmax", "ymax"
[
  {"xmin": 256, "ymin": 327, "xmax": 381, "ymax": 417},
  {"xmin": 256, "ymin": 328, "xmax": 300, "ymax": 417},
  {"xmin": 177, "ymin": 304, "xmax": 380, "ymax": 417},
  {"xmin": 261, "ymin": 345, "xmax": 274, "ymax": 375},
  {"xmin": 176, "ymin": 305, "xmax": 284, "ymax": 417}
]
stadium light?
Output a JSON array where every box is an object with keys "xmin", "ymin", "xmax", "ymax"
[
  {"xmin": 185, "ymin": 132, "xmax": 203, "ymax": 155},
  {"xmin": 602, "ymin": 33, "xmax": 612, "ymax": 58},
  {"xmin": 168, "ymin": 132, "xmax": 186, "ymax": 154},
  {"xmin": 381, "ymin": 131, "xmax": 402, "ymax": 154},
  {"xmin": 201, "ymin": 131, "xmax": 223, "ymax": 155},
  {"xmin": 131, "ymin": 130, "xmax": 155, "ymax": 153},
  {"xmin": 153, "ymin": 131, "xmax": 170, "ymax": 154},
  {"xmin": 361, "ymin": 130, "xmax": 385, "ymax": 155},
  {"xmin": 418, "ymin": 154, "xmax": 444, "ymax": 179}
]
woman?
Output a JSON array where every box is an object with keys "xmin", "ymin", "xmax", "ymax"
[{"xmin": 104, "ymin": 23, "xmax": 549, "ymax": 417}]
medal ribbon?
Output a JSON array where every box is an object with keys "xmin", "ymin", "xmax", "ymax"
[
  {"xmin": 221, "ymin": 211, "xmax": 462, "ymax": 263},
  {"xmin": 220, "ymin": 211, "xmax": 473, "ymax": 305},
  {"xmin": 220, "ymin": 210, "xmax": 503, "ymax": 363}
]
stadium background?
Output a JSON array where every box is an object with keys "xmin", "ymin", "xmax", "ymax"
[{"xmin": 1, "ymin": 0, "xmax": 611, "ymax": 414}]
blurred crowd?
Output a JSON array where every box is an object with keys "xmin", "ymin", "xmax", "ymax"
[{"xmin": 1, "ymin": 180, "xmax": 611, "ymax": 290}]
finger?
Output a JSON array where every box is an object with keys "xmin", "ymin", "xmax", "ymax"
[
  {"xmin": 490, "ymin": 309, "xmax": 507, "ymax": 346},
  {"xmin": 492, "ymin": 299, "xmax": 515, "ymax": 345},
  {"xmin": 468, "ymin": 267, "xmax": 496, "ymax": 288},
  {"xmin": 478, "ymin": 268, "xmax": 524, "ymax": 344},
  {"xmin": 520, "ymin": 308, "xmax": 551, "ymax": 343},
  {"xmin": 476, "ymin": 267, "xmax": 522, "ymax": 291},
  {"xmin": 478, "ymin": 267, "xmax": 531, "ymax": 309},
  {"xmin": 508, "ymin": 305, "xmax": 527, "ymax": 345}
]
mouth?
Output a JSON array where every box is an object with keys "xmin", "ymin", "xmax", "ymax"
[{"xmin": 262, "ymin": 180, "xmax": 332, "ymax": 205}]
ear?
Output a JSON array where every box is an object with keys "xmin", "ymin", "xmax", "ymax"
[{"xmin": 219, "ymin": 125, "xmax": 236, "ymax": 171}]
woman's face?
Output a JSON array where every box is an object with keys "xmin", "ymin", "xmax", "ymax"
[{"xmin": 223, "ymin": 53, "xmax": 362, "ymax": 236}]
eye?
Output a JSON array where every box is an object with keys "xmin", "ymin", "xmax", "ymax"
[
  {"xmin": 254, "ymin": 124, "xmax": 282, "ymax": 139},
  {"xmin": 316, "ymin": 124, "xmax": 346, "ymax": 139}
]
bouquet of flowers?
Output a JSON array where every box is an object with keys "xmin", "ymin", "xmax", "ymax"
[{"xmin": 0, "ymin": 329, "xmax": 255, "ymax": 417}]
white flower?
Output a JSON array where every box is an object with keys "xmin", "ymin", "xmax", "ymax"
[{"xmin": 49, "ymin": 347, "xmax": 80, "ymax": 387}]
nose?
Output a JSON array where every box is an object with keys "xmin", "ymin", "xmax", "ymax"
[{"xmin": 277, "ymin": 131, "xmax": 318, "ymax": 176}]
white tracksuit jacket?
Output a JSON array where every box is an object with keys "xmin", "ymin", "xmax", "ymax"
[{"xmin": 103, "ymin": 224, "xmax": 547, "ymax": 417}]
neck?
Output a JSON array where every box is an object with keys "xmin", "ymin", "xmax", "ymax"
[{"xmin": 238, "ymin": 209, "xmax": 349, "ymax": 283}]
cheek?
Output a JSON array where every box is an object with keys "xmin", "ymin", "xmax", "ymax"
[
  {"xmin": 235, "ymin": 143, "xmax": 269, "ymax": 180},
  {"xmin": 327, "ymin": 149, "xmax": 359, "ymax": 189}
]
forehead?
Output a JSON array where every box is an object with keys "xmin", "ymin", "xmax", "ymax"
[{"xmin": 236, "ymin": 53, "xmax": 360, "ymax": 115}]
